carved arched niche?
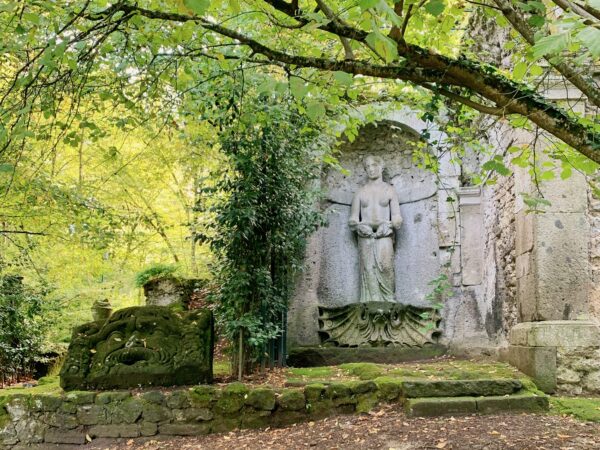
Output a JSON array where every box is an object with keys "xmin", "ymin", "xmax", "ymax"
[{"xmin": 288, "ymin": 120, "xmax": 444, "ymax": 348}]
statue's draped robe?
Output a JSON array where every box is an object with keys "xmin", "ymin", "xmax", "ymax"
[{"xmin": 358, "ymin": 232, "xmax": 395, "ymax": 302}]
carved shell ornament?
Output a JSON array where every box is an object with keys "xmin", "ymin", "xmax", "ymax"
[{"xmin": 318, "ymin": 302, "xmax": 441, "ymax": 347}]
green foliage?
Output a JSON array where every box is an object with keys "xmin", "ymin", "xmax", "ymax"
[
  {"xmin": 550, "ymin": 397, "xmax": 600, "ymax": 422},
  {"xmin": 134, "ymin": 264, "xmax": 178, "ymax": 288},
  {"xmin": 199, "ymin": 88, "xmax": 325, "ymax": 370},
  {"xmin": 0, "ymin": 276, "xmax": 54, "ymax": 383}
]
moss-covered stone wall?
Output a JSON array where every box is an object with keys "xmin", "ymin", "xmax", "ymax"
[{"xmin": 0, "ymin": 376, "xmax": 545, "ymax": 448}]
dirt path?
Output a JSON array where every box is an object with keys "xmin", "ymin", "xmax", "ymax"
[{"xmin": 81, "ymin": 405, "xmax": 600, "ymax": 450}]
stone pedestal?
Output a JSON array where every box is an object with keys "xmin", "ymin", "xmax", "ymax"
[{"xmin": 507, "ymin": 321, "xmax": 600, "ymax": 393}]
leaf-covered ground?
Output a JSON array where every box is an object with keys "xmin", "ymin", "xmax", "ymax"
[{"xmin": 74, "ymin": 404, "xmax": 600, "ymax": 450}]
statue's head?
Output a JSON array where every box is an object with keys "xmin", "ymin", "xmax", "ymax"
[{"xmin": 363, "ymin": 155, "xmax": 383, "ymax": 180}]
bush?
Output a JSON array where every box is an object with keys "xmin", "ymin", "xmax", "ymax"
[
  {"xmin": 134, "ymin": 264, "xmax": 178, "ymax": 288},
  {"xmin": 0, "ymin": 275, "xmax": 53, "ymax": 384}
]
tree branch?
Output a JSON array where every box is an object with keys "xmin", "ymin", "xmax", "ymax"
[{"xmin": 492, "ymin": 0, "xmax": 600, "ymax": 108}]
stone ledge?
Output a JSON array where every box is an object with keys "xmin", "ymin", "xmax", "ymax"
[
  {"xmin": 287, "ymin": 345, "xmax": 447, "ymax": 367},
  {"xmin": 509, "ymin": 321, "xmax": 600, "ymax": 348}
]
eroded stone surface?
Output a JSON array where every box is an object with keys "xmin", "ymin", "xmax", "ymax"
[{"xmin": 60, "ymin": 306, "xmax": 213, "ymax": 390}]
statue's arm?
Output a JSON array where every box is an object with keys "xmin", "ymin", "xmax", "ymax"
[
  {"xmin": 348, "ymin": 192, "xmax": 360, "ymax": 230},
  {"xmin": 390, "ymin": 187, "xmax": 403, "ymax": 229}
]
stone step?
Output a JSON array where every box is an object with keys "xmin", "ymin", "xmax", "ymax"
[
  {"xmin": 404, "ymin": 393, "xmax": 549, "ymax": 417},
  {"xmin": 401, "ymin": 379, "xmax": 523, "ymax": 398}
]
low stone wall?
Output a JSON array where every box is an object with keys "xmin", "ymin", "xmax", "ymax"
[
  {"xmin": 0, "ymin": 380, "xmax": 397, "ymax": 447},
  {"xmin": 0, "ymin": 377, "xmax": 543, "ymax": 447},
  {"xmin": 557, "ymin": 347, "xmax": 600, "ymax": 395}
]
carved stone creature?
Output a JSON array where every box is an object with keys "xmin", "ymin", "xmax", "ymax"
[{"xmin": 60, "ymin": 306, "xmax": 213, "ymax": 390}]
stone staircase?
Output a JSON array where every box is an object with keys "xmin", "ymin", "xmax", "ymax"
[{"xmin": 401, "ymin": 378, "xmax": 549, "ymax": 417}]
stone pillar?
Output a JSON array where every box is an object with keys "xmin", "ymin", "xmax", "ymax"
[
  {"xmin": 507, "ymin": 132, "xmax": 600, "ymax": 393},
  {"xmin": 458, "ymin": 187, "xmax": 483, "ymax": 286}
]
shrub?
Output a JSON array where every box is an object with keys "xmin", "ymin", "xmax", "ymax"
[
  {"xmin": 134, "ymin": 264, "xmax": 178, "ymax": 288},
  {"xmin": 0, "ymin": 275, "xmax": 53, "ymax": 384}
]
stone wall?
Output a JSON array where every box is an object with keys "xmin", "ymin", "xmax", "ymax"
[{"xmin": 587, "ymin": 190, "xmax": 600, "ymax": 321}]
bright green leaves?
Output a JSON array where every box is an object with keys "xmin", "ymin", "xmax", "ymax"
[
  {"xmin": 333, "ymin": 71, "xmax": 354, "ymax": 86},
  {"xmin": 366, "ymin": 30, "xmax": 398, "ymax": 63},
  {"xmin": 290, "ymin": 77, "xmax": 310, "ymax": 100},
  {"xmin": 424, "ymin": 0, "xmax": 446, "ymax": 17},
  {"xmin": 482, "ymin": 155, "xmax": 511, "ymax": 176},
  {"xmin": 531, "ymin": 32, "xmax": 570, "ymax": 60},
  {"xmin": 576, "ymin": 27, "xmax": 600, "ymax": 57},
  {"xmin": 512, "ymin": 61, "xmax": 528, "ymax": 80},
  {"xmin": 306, "ymin": 101, "xmax": 326, "ymax": 120},
  {"xmin": 183, "ymin": 0, "xmax": 210, "ymax": 15}
]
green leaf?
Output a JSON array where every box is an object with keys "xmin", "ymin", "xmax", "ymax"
[
  {"xmin": 482, "ymin": 158, "xmax": 510, "ymax": 176},
  {"xmin": 577, "ymin": 27, "xmax": 600, "ymax": 57},
  {"xmin": 365, "ymin": 31, "xmax": 398, "ymax": 63},
  {"xmin": 424, "ymin": 0, "xmax": 446, "ymax": 16},
  {"xmin": 333, "ymin": 71, "xmax": 354, "ymax": 86},
  {"xmin": 531, "ymin": 33, "xmax": 569, "ymax": 60},
  {"xmin": 530, "ymin": 64, "xmax": 544, "ymax": 76},
  {"xmin": 513, "ymin": 61, "xmax": 527, "ymax": 80},
  {"xmin": 306, "ymin": 101, "xmax": 326, "ymax": 120},
  {"xmin": 359, "ymin": 0, "xmax": 379, "ymax": 10},
  {"xmin": 183, "ymin": 0, "xmax": 210, "ymax": 15},
  {"xmin": 528, "ymin": 15, "xmax": 545, "ymax": 28},
  {"xmin": 0, "ymin": 163, "xmax": 14, "ymax": 173},
  {"xmin": 289, "ymin": 77, "xmax": 309, "ymax": 100}
]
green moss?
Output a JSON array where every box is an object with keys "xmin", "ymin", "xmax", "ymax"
[
  {"xmin": 245, "ymin": 388, "xmax": 276, "ymax": 411},
  {"xmin": 288, "ymin": 367, "xmax": 335, "ymax": 378},
  {"xmin": 373, "ymin": 376, "xmax": 404, "ymax": 402},
  {"xmin": 550, "ymin": 397, "xmax": 600, "ymax": 422},
  {"xmin": 0, "ymin": 376, "xmax": 62, "ymax": 397},
  {"xmin": 277, "ymin": 389, "xmax": 306, "ymax": 411},
  {"xmin": 340, "ymin": 363, "xmax": 383, "ymax": 380},
  {"xmin": 189, "ymin": 385, "xmax": 218, "ymax": 408}
]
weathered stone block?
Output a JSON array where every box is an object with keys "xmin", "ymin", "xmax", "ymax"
[
  {"xmin": 277, "ymin": 390, "xmax": 306, "ymax": 411},
  {"xmin": 271, "ymin": 410, "xmax": 307, "ymax": 428},
  {"xmin": 88, "ymin": 424, "xmax": 141, "ymax": 438},
  {"xmin": 245, "ymin": 388, "xmax": 276, "ymax": 411},
  {"xmin": 166, "ymin": 391, "xmax": 190, "ymax": 409},
  {"xmin": 189, "ymin": 385, "xmax": 217, "ymax": 408},
  {"xmin": 506, "ymin": 345, "xmax": 556, "ymax": 393},
  {"xmin": 95, "ymin": 391, "xmax": 131, "ymax": 404},
  {"xmin": 65, "ymin": 391, "xmax": 95, "ymax": 405},
  {"xmin": 76, "ymin": 404, "xmax": 107, "ymax": 425},
  {"xmin": 211, "ymin": 417, "xmax": 240, "ymax": 433},
  {"xmin": 29, "ymin": 395, "xmax": 62, "ymax": 412},
  {"xmin": 241, "ymin": 409, "xmax": 272, "ymax": 429},
  {"xmin": 15, "ymin": 419, "xmax": 45, "ymax": 443},
  {"xmin": 582, "ymin": 371, "xmax": 600, "ymax": 394},
  {"xmin": 141, "ymin": 402, "xmax": 171, "ymax": 423},
  {"xmin": 108, "ymin": 398, "xmax": 143, "ymax": 424},
  {"xmin": 60, "ymin": 306, "xmax": 214, "ymax": 390},
  {"xmin": 556, "ymin": 367, "xmax": 581, "ymax": 384},
  {"xmin": 404, "ymin": 397, "xmax": 477, "ymax": 417},
  {"xmin": 510, "ymin": 321, "xmax": 600, "ymax": 347},
  {"xmin": 373, "ymin": 378, "xmax": 404, "ymax": 402},
  {"xmin": 347, "ymin": 380, "xmax": 377, "ymax": 395},
  {"xmin": 40, "ymin": 412, "xmax": 78, "ymax": 429},
  {"xmin": 174, "ymin": 407, "xmax": 213, "ymax": 422},
  {"xmin": 142, "ymin": 391, "xmax": 166, "ymax": 405},
  {"xmin": 43, "ymin": 428, "xmax": 87, "ymax": 444},
  {"xmin": 476, "ymin": 394, "xmax": 548, "ymax": 414},
  {"xmin": 159, "ymin": 423, "xmax": 211, "ymax": 436},
  {"xmin": 140, "ymin": 422, "xmax": 158, "ymax": 436},
  {"xmin": 214, "ymin": 383, "xmax": 247, "ymax": 415},
  {"xmin": 400, "ymin": 379, "xmax": 521, "ymax": 398}
]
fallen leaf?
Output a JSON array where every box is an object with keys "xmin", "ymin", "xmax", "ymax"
[{"xmin": 436, "ymin": 440, "xmax": 448, "ymax": 448}]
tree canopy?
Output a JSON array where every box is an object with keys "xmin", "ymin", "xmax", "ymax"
[{"xmin": 0, "ymin": 0, "xmax": 599, "ymax": 168}]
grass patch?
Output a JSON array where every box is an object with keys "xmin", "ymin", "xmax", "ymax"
[
  {"xmin": 288, "ymin": 367, "xmax": 336, "ymax": 378},
  {"xmin": 550, "ymin": 397, "xmax": 600, "ymax": 422},
  {"xmin": 214, "ymin": 360, "xmax": 231, "ymax": 377},
  {"xmin": 0, "ymin": 376, "xmax": 62, "ymax": 397}
]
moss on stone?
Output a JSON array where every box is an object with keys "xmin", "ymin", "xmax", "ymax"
[
  {"xmin": 288, "ymin": 367, "xmax": 336, "ymax": 378},
  {"xmin": 215, "ymin": 383, "xmax": 247, "ymax": 415},
  {"xmin": 189, "ymin": 385, "xmax": 218, "ymax": 408},
  {"xmin": 245, "ymin": 388, "xmax": 276, "ymax": 411},
  {"xmin": 277, "ymin": 389, "xmax": 306, "ymax": 411},
  {"xmin": 550, "ymin": 397, "xmax": 600, "ymax": 422},
  {"xmin": 356, "ymin": 392, "xmax": 379, "ymax": 413},
  {"xmin": 340, "ymin": 363, "xmax": 383, "ymax": 380},
  {"xmin": 373, "ymin": 377, "xmax": 404, "ymax": 401}
]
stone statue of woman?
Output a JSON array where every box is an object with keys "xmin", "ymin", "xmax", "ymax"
[{"xmin": 348, "ymin": 155, "xmax": 403, "ymax": 303}]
